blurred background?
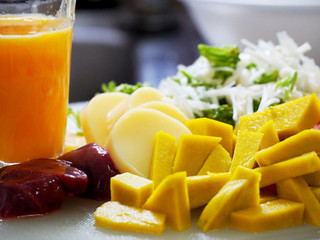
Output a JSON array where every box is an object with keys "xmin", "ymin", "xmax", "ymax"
[
  {"xmin": 70, "ymin": 0, "xmax": 202, "ymax": 102},
  {"xmin": 70, "ymin": 0, "xmax": 320, "ymax": 102}
]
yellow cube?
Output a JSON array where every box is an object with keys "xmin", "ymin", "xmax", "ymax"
[{"xmin": 111, "ymin": 172, "xmax": 154, "ymax": 208}]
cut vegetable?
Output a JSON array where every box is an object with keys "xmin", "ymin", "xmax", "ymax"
[
  {"xmin": 110, "ymin": 172, "xmax": 154, "ymax": 208},
  {"xmin": 105, "ymin": 108, "xmax": 191, "ymax": 178},
  {"xmin": 230, "ymin": 199, "xmax": 304, "ymax": 232},
  {"xmin": 94, "ymin": 201, "xmax": 166, "ymax": 235},
  {"xmin": 197, "ymin": 144, "xmax": 231, "ymax": 175},
  {"xmin": 149, "ymin": 131, "xmax": 176, "ymax": 187},
  {"xmin": 142, "ymin": 172, "xmax": 191, "ymax": 232},
  {"xmin": 187, "ymin": 172, "xmax": 231, "ymax": 209},
  {"xmin": 257, "ymin": 120, "xmax": 279, "ymax": 150},
  {"xmin": 172, "ymin": 135, "xmax": 221, "ymax": 176}
]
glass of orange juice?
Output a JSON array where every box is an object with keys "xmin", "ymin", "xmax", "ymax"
[{"xmin": 0, "ymin": 0, "xmax": 75, "ymax": 164}]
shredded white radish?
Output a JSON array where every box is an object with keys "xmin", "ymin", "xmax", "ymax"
[{"xmin": 158, "ymin": 32, "xmax": 320, "ymax": 124}]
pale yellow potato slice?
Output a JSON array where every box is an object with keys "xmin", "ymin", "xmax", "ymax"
[
  {"xmin": 80, "ymin": 92, "xmax": 128, "ymax": 146},
  {"xmin": 139, "ymin": 101, "xmax": 189, "ymax": 123},
  {"xmin": 105, "ymin": 87, "xmax": 165, "ymax": 139},
  {"xmin": 105, "ymin": 108, "xmax": 191, "ymax": 178}
]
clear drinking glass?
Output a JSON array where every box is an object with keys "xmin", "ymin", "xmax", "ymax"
[{"xmin": 0, "ymin": 0, "xmax": 75, "ymax": 164}]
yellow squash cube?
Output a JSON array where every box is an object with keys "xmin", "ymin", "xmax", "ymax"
[
  {"xmin": 277, "ymin": 176, "xmax": 320, "ymax": 228},
  {"xmin": 197, "ymin": 144, "xmax": 231, "ymax": 175},
  {"xmin": 187, "ymin": 172, "xmax": 231, "ymax": 209},
  {"xmin": 142, "ymin": 172, "xmax": 191, "ymax": 232},
  {"xmin": 230, "ymin": 130, "xmax": 264, "ymax": 172},
  {"xmin": 230, "ymin": 199, "xmax": 304, "ymax": 232},
  {"xmin": 149, "ymin": 131, "xmax": 176, "ymax": 187},
  {"xmin": 185, "ymin": 118, "xmax": 234, "ymax": 156},
  {"xmin": 111, "ymin": 172, "xmax": 154, "ymax": 208},
  {"xmin": 94, "ymin": 201, "xmax": 166, "ymax": 235},
  {"xmin": 172, "ymin": 135, "xmax": 221, "ymax": 176},
  {"xmin": 255, "ymin": 151, "xmax": 320, "ymax": 188}
]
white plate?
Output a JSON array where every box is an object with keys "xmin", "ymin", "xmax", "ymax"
[{"xmin": 1, "ymin": 102, "xmax": 320, "ymax": 239}]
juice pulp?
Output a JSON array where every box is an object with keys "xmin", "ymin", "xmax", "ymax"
[{"xmin": 0, "ymin": 15, "xmax": 73, "ymax": 163}]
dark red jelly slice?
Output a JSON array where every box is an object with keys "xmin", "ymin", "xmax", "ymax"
[
  {"xmin": 59, "ymin": 143, "xmax": 120, "ymax": 200},
  {"xmin": 0, "ymin": 158, "xmax": 88, "ymax": 219}
]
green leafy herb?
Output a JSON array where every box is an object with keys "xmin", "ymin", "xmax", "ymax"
[
  {"xmin": 253, "ymin": 98, "xmax": 261, "ymax": 112},
  {"xmin": 246, "ymin": 63, "xmax": 257, "ymax": 70},
  {"xmin": 67, "ymin": 108, "xmax": 83, "ymax": 136},
  {"xmin": 194, "ymin": 105, "xmax": 234, "ymax": 126},
  {"xmin": 101, "ymin": 81, "xmax": 149, "ymax": 95},
  {"xmin": 198, "ymin": 44, "xmax": 240, "ymax": 81},
  {"xmin": 254, "ymin": 70, "xmax": 279, "ymax": 84},
  {"xmin": 275, "ymin": 72, "xmax": 298, "ymax": 100}
]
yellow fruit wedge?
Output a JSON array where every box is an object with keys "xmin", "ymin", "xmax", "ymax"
[
  {"xmin": 197, "ymin": 179, "xmax": 247, "ymax": 232},
  {"xmin": 257, "ymin": 120, "xmax": 280, "ymax": 150},
  {"xmin": 149, "ymin": 131, "xmax": 176, "ymax": 187},
  {"xmin": 255, "ymin": 151, "xmax": 320, "ymax": 188},
  {"xmin": 172, "ymin": 135, "xmax": 221, "ymax": 176},
  {"xmin": 255, "ymin": 129, "xmax": 320, "ymax": 166},
  {"xmin": 111, "ymin": 172, "xmax": 154, "ymax": 208},
  {"xmin": 197, "ymin": 144, "xmax": 231, "ymax": 175},
  {"xmin": 185, "ymin": 117, "xmax": 234, "ymax": 156},
  {"xmin": 230, "ymin": 199, "xmax": 304, "ymax": 232},
  {"xmin": 230, "ymin": 166, "xmax": 261, "ymax": 210},
  {"xmin": 230, "ymin": 130, "xmax": 264, "ymax": 172},
  {"xmin": 80, "ymin": 92, "xmax": 128, "ymax": 146},
  {"xmin": 142, "ymin": 172, "xmax": 191, "ymax": 232},
  {"xmin": 277, "ymin": 176, "xmax": 320, "ymax": 228},
  {"xmin": 105, "ymin": 108, "xmax": 191, "ymax": 178},
  {"xmin": 236, "ymin": 93, "xmax": 320, "ymax": 140},
  {"xmin": 187, "ymin": 172, "xmax": 231, "ymax": 209},
  {"xmin": 94, "ymin": 201, "xmax": 166, "ymax": 235}
]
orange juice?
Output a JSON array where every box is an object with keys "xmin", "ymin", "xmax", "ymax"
[{"xmin": 0, "ymin": 15, "xmax": 73, "ymax": 163}]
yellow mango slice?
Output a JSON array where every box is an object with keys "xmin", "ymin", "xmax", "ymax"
[
  {"xmin": 230, "ymin": 199, "xmax": 304, "ymax": 232},
  {"xmin": 142, "ymin": 172, "xmax": 191, "ymax": 231},
  {"xmin": 310, "ymin": 187, "xmax": 320, "ymax": 202},
  {"xmin": 63, "ymin": 132, "xmax": 86, "ymax": 154},
  {"xmin": 197, "ymin": 179, "xmax": 247, "ymax": 232},
  {"xmin": 230, "ymin": 130, "xmax": 264, "ymax": 172},
  {"xmin": 257, "ymin": 120, "xmax": 280, "ymax": 150},
  {"xmin": 187, "ymin": 172, "xmax": 231, "ymax": 209},
  {"xmin": 256, "ymin": 151, "xmax": 320, "ymax": 187},
  {"xmin": 304, "ymin": 170, "xmax": 320, "ymax": 187},
  {"xmin": 277, "ymin": 176, "xmax": 320, "ymax": 228},
  {"xmin": 149, "ymin": 131, "xmax": 176, "ymax": 187},
  {"xmin": 105, "ymin": 108, "xmax": 191, "ymax": 178},
  {"xmin": 270, "ymin": 93, "xmax": 320, "ymax": 139},
  {"xmin": 185, "ymin": 118, "xmax": 234, "ymax": 156},
  {"xmin": 236, "ymin": 94, "xmax": 320, "ymax": 140},
  {"xmin": 80, "ymin": 92, "xmax": 128, "ymax": 146},
  {"xmin": 172, "ymin": 135, "xmax": 221, "ymax": 176},
  {"xmin": 230, "ymin": 166, "xmax": 261, "ymax": 209},
  {"xmin": 197, "ymin": 144, "xmax": 231, "ymax": 175},
  {"xmin": 255, "ymin": 129, "xmax": 320, "ymax": 166},
  {"xmin": 94, "ymin": 201, "xmax": 166, "ymax": 235},
  {"xmin": 105, "ymin": 87, "xmax": 165, "ymax": 138},
  {"xmin": 111, "ymin": 172, "xmax": 154, "ymax": 208},
  {"xmin": 139, "ymin": 101, "xmax": 189, "ymax": 123}
]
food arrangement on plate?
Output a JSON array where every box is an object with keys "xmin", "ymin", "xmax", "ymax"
[{"xmin": 2, "ymin": 32, "xmax": 320, "ymax": 237}]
